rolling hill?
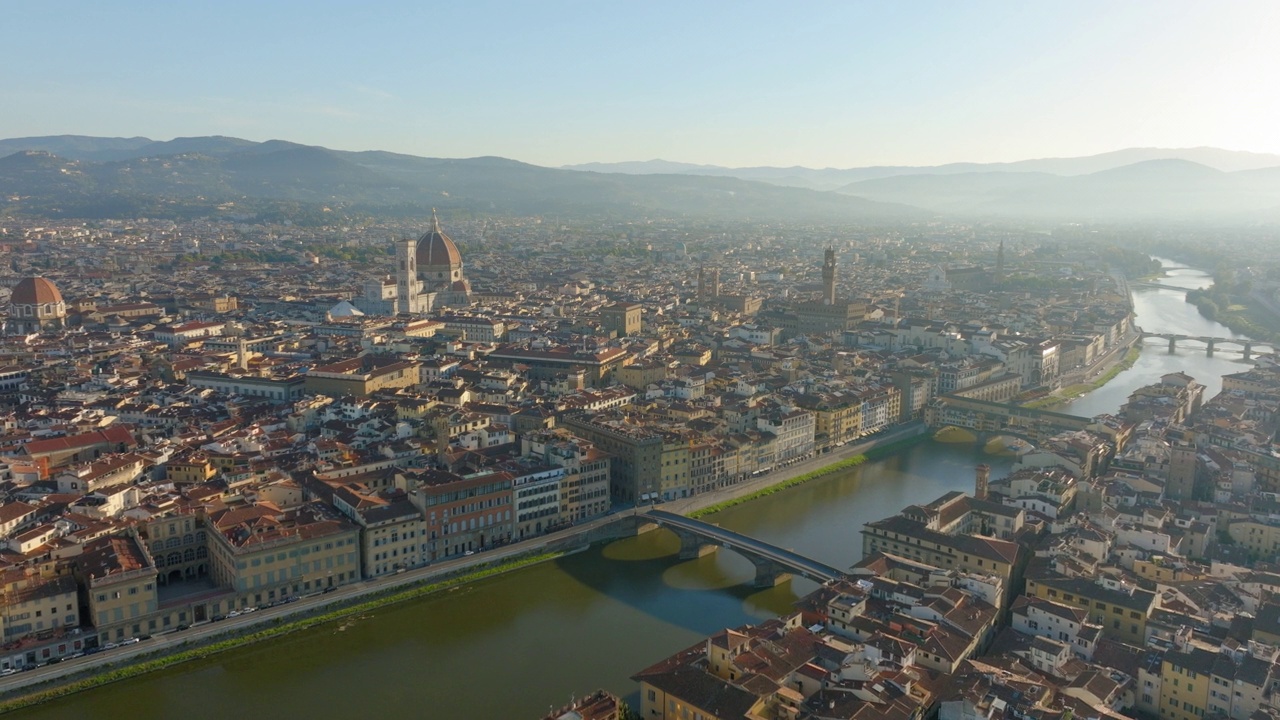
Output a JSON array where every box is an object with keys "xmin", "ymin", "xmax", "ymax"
[{"xmin": 0, "ymin": 138, "xmax": 919, "ymax": 222}]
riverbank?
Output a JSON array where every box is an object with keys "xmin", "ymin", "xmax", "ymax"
[
  {"xmin": 688, "ymin": 457, "xmax": 869, "ymax": 519},
  {"xmin": 1023, "ymin": 345, "xmax": 1142, "ymax": 410},
  {"xmin": 0, "ymin": 423, "xmax": 932, "ymax": 709},
  {"xmin": 1187, "ymin": 287, "xmax": 1280, "ymax": 344},
  {"xmin": 664, "ymin": 421, "xmax": 929, "ymax": 520},
  {"xmin": 0, "ymin": 547, "xmax": 576, "ymax": 709}
]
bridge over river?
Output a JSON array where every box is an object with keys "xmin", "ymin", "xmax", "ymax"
[
  {"xmin": 638, "ymin": 509, "xmax": 845, "ymax": 588},
  {"xmin": 1138, "ymin": 331, "xmax": 1276, "ymax": 358}
]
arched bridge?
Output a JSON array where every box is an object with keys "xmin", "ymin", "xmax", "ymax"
[
  {"xmin": 925, "ymin": 394, "xmax": 1092, "ymax": 444},
  {"xmin": 641, "ymin": 509, "xmax": 844, "ymax": 588},
  {"xmin": 1130, "ymin": 281, "xmax": 1192, "ymax": 292},
  {"xmin": 1139, "ymin": 332, "xmax": 1275, "ymax": 358}
]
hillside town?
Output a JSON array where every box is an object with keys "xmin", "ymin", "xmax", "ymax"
[{"xmin": 0, "ymin": 216, "xmax": 1276, "ymax": 720}]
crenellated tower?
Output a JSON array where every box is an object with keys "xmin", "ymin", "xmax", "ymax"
[{"xmin": 822, "ymin": 247, "xmax": 836, "ymax": 305}]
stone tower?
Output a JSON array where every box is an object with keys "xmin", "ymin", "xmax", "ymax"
[
  {"xmin": 975, "ymin": 464, "xmax": 991, "ymax": 500},
  {"xmin": 996, "ymin": 239, "xmax": 1005, "ymax": 289},
  {"xmin": 697, "ymin": 267, "xmax": 721, "ymax": 300},
  {"xmin": 822, "ymin": 247, "xmax": 836, "ymax": 305},
  {"xmin": 395, "ymin": 237, "xmax": 419, "ymax": 314}
]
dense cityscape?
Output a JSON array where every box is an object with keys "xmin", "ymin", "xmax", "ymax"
[{"xmin": 0, "ymin": 205, "xmax": 1275, "ymax": 720}]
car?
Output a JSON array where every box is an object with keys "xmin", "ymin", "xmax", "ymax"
[
  {"xmin": 1, "ymin": 668, "xmax": 18, "ymax": 677},
  {"xmin": 176, "ymin": 624, "xmax": 191, "ymax": 631},
  {"xmin": 227, "ymin": 610, "xmax": 241, "ymax": 618},
  {"xmin": 84, "ymin": 647, "xmax": 103, "ymax": 655},
  {"xmin": 463, "ymin": 550, "xmax": 475, "ymax": 556},
  {"xmin": 101, "ymin": 642, "xmax": 119, "ymax": 650},
  {"xmin": 45, "ymin": 657, "xmax": 62, "ymax": 664},
  {"xmin": 66, "ymin": 652, "xmax": 84, "ymax": 659},
  {"xmin": 211, "ymin": 615, "xmax": 226, "ymax": 622},
  {"xmin": 322, "ymin": 586, "xmax": 337, "ymax": 594},
  {"xmin": 241, "ymin": 607, "xmax": 257, "ymax": 613},
  {"xmin": 120, "ymin": 638, "xmax": 140, "ymax": 645},
  {"xmin": 137, "ymin": 634, "xmax": 152, "ymax": 641}
]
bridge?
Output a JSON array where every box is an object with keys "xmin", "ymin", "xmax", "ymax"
[
  {"xmin": 1130, "ymin": 281, "xmax": 1192, "ymax": 292},
  {"xmin": 925, "ymin": 394, "xmax": 1093, "ymax": 444},
  {"xmin": 639, "ymin": 509, "xmax": 844, "ymax": 588},
  {"xmin": 1138, "ymin": 332, "xmax": 1275, "ymax": 358}
]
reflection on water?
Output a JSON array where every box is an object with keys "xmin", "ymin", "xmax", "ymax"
[
  {"xmin": 1061, "ymin": 260, "xmax": 1252, "ymax": 418},
  {"xmin": 14, "ymin": 442, "xmax": 1006, "ymax": 720}
]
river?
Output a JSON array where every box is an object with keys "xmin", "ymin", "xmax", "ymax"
[
  {"xmin": 1059, "ymin": 258, "xmax": 1252, "ymax": 417},
  {"xmin": 15, "ymin": 259, "xmax": 1254, "ymax": 720}
]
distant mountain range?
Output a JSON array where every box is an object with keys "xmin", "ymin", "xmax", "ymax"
[
  {"xmin": 565, "ymin": 147, "xmax": 1280, "ymax": 190},
  {"xmin": 2, "ymin": 135, "xmax": 1280, "ymax": 223},
  {"xmin": 0, "ymin": 135, "xmax": 915, "ymax": 223}
]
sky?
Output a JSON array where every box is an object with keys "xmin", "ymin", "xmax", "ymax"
[{"xmin": 4, "ymin": 1, "xmax": 1280, "ymax": 168}]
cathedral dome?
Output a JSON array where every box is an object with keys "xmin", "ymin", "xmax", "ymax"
[
  {"xmin": 10, "ymin": 277, "xmax": 63, "ymax": 306},
  {"xmin": 415, "ymin": 214, "xmax": 462, "ymax": 268}
]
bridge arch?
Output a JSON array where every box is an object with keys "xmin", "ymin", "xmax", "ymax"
[{"xmin": 643, "ymin": 510, "xmax": 843, "ymax": 588}]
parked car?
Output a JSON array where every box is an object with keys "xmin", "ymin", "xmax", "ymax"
[
  {"xmin": 226, "ymin": 610, "xmax": 241, "ymax": 618},
  {"xmin": 211, "ymin": 615, "xmax": 226, "ymax": 622},
  {"xmin": 120, "ymin": 638, "xmax": 140, "ymax": 645},
  {"xmin": 101, "ymin": 642, "xmax": 119, "ymax": 650},
  {"xmin": 176, "ymin": 624, "xmax": 191, "ymax": 631}
]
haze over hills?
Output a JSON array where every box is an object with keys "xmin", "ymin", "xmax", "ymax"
[
  {"xmin": 836, "ymin": 159, "xmax": 1280, "ymax": 220},
  {"xmin": 566, "ymin": 147, "xmax": 1280, "ymax": 191},
  {"xmin": 0, "ymin": 135, "xmax": 916, "ymax": 223},
  {"xmin": 2, "ymin": 135, "xmax": 1280, "ymax": 223}
]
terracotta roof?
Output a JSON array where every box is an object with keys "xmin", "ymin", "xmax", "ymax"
[
  {"xmin": 415, "ymin": 215, "xmax": 462, "ymax": 267},
  {"xmin": 10, "ymin": 277, "xmax": 63, "ymax": 306}
]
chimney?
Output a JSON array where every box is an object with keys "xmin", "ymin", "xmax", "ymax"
[{"xmin": 975, "ymin": 464, "xmax": 990, "ymax": 500}]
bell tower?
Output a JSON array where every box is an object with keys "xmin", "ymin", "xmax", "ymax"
[
  {"xmin": 822, "ymin": 247, "xmax": 836, "ymax": 305},
  {"xmin": 396, "ymin": 237, "xmax": 416, "ymax": 313}
]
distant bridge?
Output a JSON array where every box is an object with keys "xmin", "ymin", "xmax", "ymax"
[
  {"xmin": 925, "ymin": 394, "xmax": 1093, "ymax": 444},
  {"xmin": 640, "ymin": 509, "xmax": 844, "ymax": 587},
  {"xmin": 1130, "ymin": 281, "xmax": 1192, "ymax": 292},
  {"xmin": 1138, "ymin": 332, "xmax": 1275, "ymax": 358}
]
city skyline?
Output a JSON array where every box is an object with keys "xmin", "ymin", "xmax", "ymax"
[{"xmin": 5, "ymin": 1, "xmax": 1280, "ymax": 168}]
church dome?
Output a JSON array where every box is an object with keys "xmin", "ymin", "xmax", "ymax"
[
  {"xmin": 10, "ymin": 277, "xmax": 63, "ymax": 306},
  {"xmin": 415, "ymin": 214, "xmax": 462, "ymax": 268}
]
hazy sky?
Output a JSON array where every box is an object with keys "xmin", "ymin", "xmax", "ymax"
[{"xmin": 5, "ymin": 1, "xmax": 1279, "ymax": 168}]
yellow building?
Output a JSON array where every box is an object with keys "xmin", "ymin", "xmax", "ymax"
[
  {"xmin": 1225, "ymin": 518, "xmax": 1280, "ymax": 560},
  {"xmin": 207, "ymin": 501, "xmax": 361, "ymax": 609},
  {"xmin": 659, "ymin": 434, "xmax": 693, "ymax": 500},
  {"xmin": 139, "ymin": 511, "xmax": 210, "ymax": 588},
  {"xmin": 1023, "ymin": 575, "xmax": 1156, "ymax": 645},
  {"xmin": 1133, "ymin": 557, "xmax": 1201, "ymax": 584},
  {"xmin": 861, "ymin": 513, "xmax": 1022, "ymax": 604},
  {"xmin": 1158, "ymin": 646, "xmax": 1215, "ymax": 720},
  {"xmin": 304, "ymin": 356, "xmax": 421, "ymax": 398},
  {"xmin": 794, "ymin": 393, "xmax": 862, "ymax": 449},
  {"xmin": 164, "ymin": 454, "xmax": 217, "ymax": 484},
  {"xmin": 617, "ymin": 361, "xmax": 668, "ymax": 390},
  {"xmin": 331, "ymin": 485, "xmax": 427, "ymax": 578},
  {"xmin": 0, "ymin": 571, "xmax": 78, "ymax": 642},
  {"xmin": 75, "ymin": 533, "xmax": 160, "ymax": 644}
]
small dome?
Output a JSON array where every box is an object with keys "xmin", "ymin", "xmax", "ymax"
[
  {"xmin": 10, "ymin": 277, "xmax": 63, "ymax": 306},
  {"xmin": 415, "ymin": 214, "xmax": 462, "ymax": 268}
]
